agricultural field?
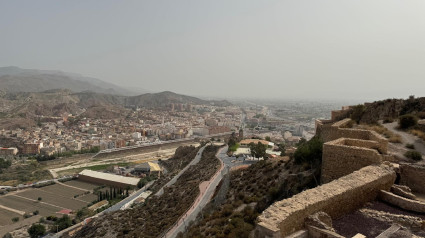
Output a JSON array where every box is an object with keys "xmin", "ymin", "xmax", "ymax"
[
  {"xmin": 63, "ymin": 180, "xmax": 99, "ymax": 190},
  {"xmin": 40, "ymin": 183, "xmax": 87, "ymax": 198},
  {"xmin": 0, "ymin": 208, "xmax": 23, "ymax": 226},
  {"xmin": 0, "ymin": 195, "xmax": 59, "ymax": 217},
  {"xmin": 0, "ymin": 180, "xmax": 101, "ymax": 227},
  {"xmin": 18, "ymin": 188, "xmax": 90, "ymax": 210}
]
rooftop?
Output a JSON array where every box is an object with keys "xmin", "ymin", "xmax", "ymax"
[{"xmin": 79, "ymin": 169, "xmax": 139, "ymax": 186}]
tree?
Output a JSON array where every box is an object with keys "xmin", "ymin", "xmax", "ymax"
[
  {"xmin": 265, "ymin": 136, "xmax": 271, "ymax": 142},
  {"xmin": 51, "ymin": 215, "xmax": 72, "ymax": 232},
  {"xmin": 399, "ymin": 114, "xmax": 418, "ymax": 129},
  {"xmin": 293, "ymin": 137, "xmax": 323, "ymax": 164},
  {"xmin": 37, "ymin": 197, "xmax": 42, "ymax": 201},
  {"xmin": 249, "ymin": 142, "xmax": 267, "ymax": 158},
  {"xmin": 12, "ymin": 217, "xmax": 19, "ymax": 223},
  {"xmin": 28, "ymin": 224, "xmax": 46, "ymax": 238},
  {"xmin": 350, "ymin": 104, "xmax": 366, "ymax": 124},
  {"xmin": 278, "ymin": 143, "xmax": 286, "ymax": 156}
]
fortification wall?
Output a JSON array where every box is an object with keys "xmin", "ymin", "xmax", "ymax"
[
  {"xmin": 316, "ymin": 119, "xmax": 388, "ymax": 154},
  {"xmin": 321, "ymin": 138, "xmax": 383, "ymax": 183},
  {"xmin": 379, "ymin": 190, "xmax": 425, "ymax": 213},
  {"xmin": 255, "ymin": 165, "xmax": 396, "ymax": 238},
  {"xmin": 399, "ymin": 164, "xmax": 425, "ymax": 194}
]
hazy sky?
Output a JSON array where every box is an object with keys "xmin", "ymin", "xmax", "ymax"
[{"xmin": 1, "ymin": 1, "xmax": 424, "ymax": 101}]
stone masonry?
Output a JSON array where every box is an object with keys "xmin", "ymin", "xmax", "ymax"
[
  {"xmin": 317, "ymin": 118, "xmax": 391, "ymax": 183},
  {"xmin": 255, "ymin": 164, "xmax": 396, "ymax": 238}
]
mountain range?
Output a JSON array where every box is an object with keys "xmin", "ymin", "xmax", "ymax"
[{"xmin": 0, "ymin": 66, "xmax": 148, "ymax": 96}]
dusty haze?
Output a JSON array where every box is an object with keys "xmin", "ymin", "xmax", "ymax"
[{"xmin": 0, "ymin": 0, "xmax": 424, "ymax": 100}]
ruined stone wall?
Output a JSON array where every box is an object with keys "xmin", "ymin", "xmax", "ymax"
[
  {"xmin": 399, "ymin": 164, "xmax": 425, "ymax": 194},
  {"xmin": 379, "ymin": 190, "xmax": 425, "ymax": 213},
  {"xmin": 321, "ymin": 138, "xmax": 383, "ymax": 183},
  {"xmin": 255, "ymin": 165, "xmax": 396, "ymax": 238},
  {"xmin": 316, "ymin": 119, "xmax": 388, "ymax": 154},
  {"xmin": 331, "ymin": 109, "xmax": 352, "ymax": 122}
]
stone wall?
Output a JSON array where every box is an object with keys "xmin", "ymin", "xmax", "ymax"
[
  {"xmin": 399, "ymin": 164, "xmax": 425, "ymax": 194},
  {"xmin": 321, "ymin": 138, "xmax": 384, "ymax": 183},
  {"xmin": 255, "ymin": 165, "xmax": 396, "ymax": 238},
  {"xmin": 379, "ymin": 190, "xmax": 425, "ymax": 213},
  {"xmin": 316, "ymin": 118, "xmax": 388, "ymax": 153}
]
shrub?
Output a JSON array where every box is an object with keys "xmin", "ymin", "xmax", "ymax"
[
  {"xmin": 405, "ymin": 144, "xmax": 415, "ymax": 149},
  {"xmin": 417, "ymin": 111, "xmax": 425, "ymax": 119},
  {"xmin": 404, "ymin": 151, "xmax": 422, "ymax": 161},
  {"xmin": 293, "ymin": 137, "xmax": 323, "ymax": 164},
  {"xmin": 12, "ymin": 217, "xmax": 19, "ymax": 223},
  {"xmin": 28, "ymin": 224, "xmax": 46, "ymax": 238},
  {"xmin": 350, "ymin": 104, "xmax": 366, "ymax": 123},
  {"xmin": 399, "ymin": 114, "xmax": 418, "ymax": 129},
  {"xmin": 2, "ymin": 233, "xmax": 12, "ymax": 238}
]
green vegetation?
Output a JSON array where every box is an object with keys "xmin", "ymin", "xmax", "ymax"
[
  {"xmin": 2, "ymin": 233, "xmax": 12, "ymax": 238},
  {"xmin": 0, "ymin": 160, "xmax": 52, "ymax": 186},
  {"xmin": 75, "ymin": 145, "xmax": 221, "ymax": 238},
  {"xmin": 249, "ymin": 142, "xmax": 267, "ymax": 158},
  {"xmin": 12, "ymin": 217, "xmax": 19, "ymax": 223},
  {"xmin": 31, "ymin": 146, "xmax": 100, "ymax": 162},
  {"xmin": 137, "ymin": 175, "xmax": 155, "ymax": 189},
  {"xmin": 182, "ymin": 155, "xmax": 321, "ymax": 237},
  {"xmin": 0, "ymin": 158, "xmax": 11, "ymax": 169},
  {"xmin": 405, "ymin": 143, "xmax": 415, "ymax": 149},
  {"xmin": 28, "ymin": 224, "xmax": 46, "ymax": 238},
  {"xmin": 404, "ymin": 150, "xmax": 422, "ymax": 161},
  {"xmin": 293, "ymin": 137, "xmax": 323, "ymax": 164},
  {"xmin": 350, "ymin": 104, "xmax": 366, "ymax": 123},
  {"xmin": 228, "ymin": 143, "xmax": 240, "ymax": 152},
  {"xmin": 277, "ymin": 143, "xmax": 286, "ymax": 156},
  {"xmin": 97, "ymin": 187, "xmax": 129, "ymax": 202},
  {"xmin": 399, "ymin": 114, "xmax": 418, "ymax": 129},
  {"xmin": 51, "ymin": 215, "xmax": 72, "ymax": 233}
]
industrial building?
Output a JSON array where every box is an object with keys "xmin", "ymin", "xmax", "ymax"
[{"xmin": 78, "ymin": 169, "xmax": 140, "ymax": 188}]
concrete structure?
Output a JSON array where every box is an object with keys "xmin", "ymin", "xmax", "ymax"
[
  {"xmin": 0, "ymin": 147, "xmax": 18, "ymax": 156},
  {"xmin": 78, "ymin": 170, "xmax": 139, "ymax": 188},
  {"xmin": 22, "ymin": 143, "xmax": 41, "ymax": 155},
  {"xmin": 134, "ymin": 162, "xmax": 162, "ymax": 176},
  {"xmin": 255, "ymin": 164, "xmax": 396, "ymax": 238},
  {"xmin": 240, "ymin": 139, "xmax": 274, "ymax": 147}
]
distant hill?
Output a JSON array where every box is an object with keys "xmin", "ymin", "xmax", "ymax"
[
  {"xmin": 0, "ymin": 90, "xmax": 232, "ymax": 128},
  {"xmin": 0, "ymin": 66, "xmax": 148, "ymax": 96},
  {"xmin": 124, "ymin": 91, "xmax": 232, "ymax": 108}
]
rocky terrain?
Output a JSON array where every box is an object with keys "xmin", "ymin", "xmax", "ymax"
[
  {"xmin": 0, "ymin": 89, "xmax": 231, "ymax": 129},
  {"xmin": 73, "ymin": 145, "xmax": 221, "ymax": 238},
  {"xmin": 353, "ymin": 97, "xmax": 425, "ymax": 124}
]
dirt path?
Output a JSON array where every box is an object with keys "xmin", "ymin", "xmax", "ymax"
[
  {"xmin": 56, "ymin": 181, "xmax": 89, "ymax": 192},
  {"xmin": 0, "ymin": 205, "xmax": 25, "ymax": 216},
  {"xmin": 381, "ymin": 122, "xmax": 425, "ymax": 162}
]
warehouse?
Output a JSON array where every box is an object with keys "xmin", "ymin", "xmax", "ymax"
[{"xmin": 78, "ymin": 169, "xmax": 139, "ymax": 188}]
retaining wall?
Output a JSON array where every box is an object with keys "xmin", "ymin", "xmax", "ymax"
[
  {"xmin": 399, "ymin": 164, "xmax": 425, "ymax": 194},
  {"xmin": 255, "ymin": 165, "xmax": 396, "ymax": 238},
  {"xmin": 321, "ymin": 138, "xmax": 383, "ymax": 183}
]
